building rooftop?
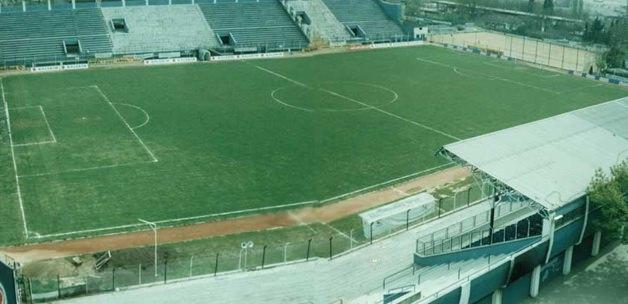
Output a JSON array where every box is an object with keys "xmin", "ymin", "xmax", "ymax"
[{"xmin": 442, "ymin": 96, "xmax": 628, "ymax": 212}]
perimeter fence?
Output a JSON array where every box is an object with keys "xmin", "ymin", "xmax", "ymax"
[{"xmin": 23, "ymin": 183, "xmax": 494, "ymax": 303}]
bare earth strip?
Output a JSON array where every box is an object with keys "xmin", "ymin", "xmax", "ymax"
[{"xmin": 1, "ymin": 167, "xmax": 469, "ymax": 263}]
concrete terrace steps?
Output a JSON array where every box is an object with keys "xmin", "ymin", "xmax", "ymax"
[
  {"xmin": 198, "ymin": 0, "xmax": 308, "ymax": 50},
  {"xmin": 101, "ymin": 4, "xmax": 219, "ymax": 54},
  {"xmin": 0, "ymin": 8, "xmax": 112, "ymax": 64},
  {"xmin": 283, "ymin": 0, "xmax": 351, "ymax": 43},
  {"xmin": 321, "ymin": 0, "xmax": 404, "ymax": 41}
]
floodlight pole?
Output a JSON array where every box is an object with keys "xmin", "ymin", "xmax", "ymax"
[{"xmin": 139, "ymin": 219, "xmax": 158, "ymax": 277}]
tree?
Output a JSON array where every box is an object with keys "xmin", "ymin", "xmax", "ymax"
[
  {"xmin": 543, "ymin": 0, "xmax": 554, "ymax": 12},
  {"xmin": 588, "ymin": 161, "xmax": 628, "ymax": 243}
]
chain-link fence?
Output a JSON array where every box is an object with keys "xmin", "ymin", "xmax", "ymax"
[{"xmin": 23, "ymin": 183, "xmax": 494, "ymax": 303}]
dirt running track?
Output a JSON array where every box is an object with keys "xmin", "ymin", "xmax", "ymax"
[{"xmin": 1, "ymin": 167, "xmax": 469, "ymax": 263}]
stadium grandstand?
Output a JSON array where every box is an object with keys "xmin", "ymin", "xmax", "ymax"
[{"xmin": 0, "ymin": 0, "xmax": 408, "ymax": 67}]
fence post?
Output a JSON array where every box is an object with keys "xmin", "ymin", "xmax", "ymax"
[
  {"xmin": 261, "ymin": 245, "xmax": 267, "ymax": 269},
  {"xmin": 214, "ymin": 253, "xmax": 219, "ymax": 276},
  {"xmin": 406, "ymin": 209, "xmax": 410, "ymax": 230},
  {"xmin": 57, "ymin": 274, "xmax": 60, "ymax": 299},
  {"xmin": 189, "ymin": 256, "xmax": 194, "ymax": 278},
  {"xmin": 283, "ymin": 243, "xmax": 289, "ymax": 263},
  {"xmin": 438, "ymin": 198, "xmax": 442, "ymax": 217},
  {"xmin": 306, "ymin": 239, "xmax": 312, "ymax": 261},
  {"xmin": 163, "ymin": 258, "xmax": 168, "ymax": 284},
  {"xmin": 370, "ymin": 222, "xmax": 374, "ymax": 244},
  {"xmin": 467, "ymin": 187, "xmax": 472, "ymax": 206},
  {"xmin": 350, "ymin": 229, "xmax": 354, "ymax": 249},
  {"xmin": 112, "ymin": 268, "xmax": 115, "ymax": 291},
  {"xmin": 138, "ymin": 263, "xmax": 142, "ymax": 285},
  {"xmin": 329, "ymin": 237, "xmax": 333, "ymax": 260}
]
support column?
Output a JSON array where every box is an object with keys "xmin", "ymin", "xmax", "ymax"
[
  {"xmin": 563, "ymin": 246, "xmax": 573, "ymax": 275},
  {"xmin": 530, "ymin": 265, "xmax": 541, "ymax": 298},
  {"xmin": 592, "ymin": 231, "xmax": 602, "ymax": 257},
  {"xmin": 47, "ymin": 0, "xmax": 51, "ymax": 10},
  {"xmin": 491, "ymin": 288, "xmax": 503, "ymax": 304},
  {"xmin": 71, "ymin": 0, "xmax": 76, "ymax": 10},
  {"xmin": 459, "ymin": 282, "xmax": 470, "ymax": 304},
  {"xmin": 22, "ymin": 1, "xmax": 26, "ymax": 12}
]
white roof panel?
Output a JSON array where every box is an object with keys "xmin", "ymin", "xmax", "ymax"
[{"xmin": 443, "ymin": 97, "xmax": 628, "ymax": 211}]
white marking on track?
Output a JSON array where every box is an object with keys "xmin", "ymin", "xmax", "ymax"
[
  {"xmin": 91, "ymin": 85, "xmax": 158, "ymax": 163},
  {"xmin": 392, "ymin": 187, "xmax": 409, "ymax": 196},
  {"xmin": 288, "ymin": 211, "xmax": 317, "ymax": 233},
  {"xmin": 320, "ymin": 222, "xmax": 357, "ymax": 244},
  {"xmin": 1, "ymin": 78, "xmax": 29, "ymax": 237}
]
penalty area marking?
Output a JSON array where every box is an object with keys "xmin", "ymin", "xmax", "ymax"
[
  {"xmin": 18, "ymin": 161, "xmax": 156, "ymax": 178},
  {"xmin": 114, "ymin": 103, "xmax": 151, "ymax": 130},
  {"xmin": 11, "ymin": 105, "xmax": 57, "ymax": 147},
  {"xmin": 91, "ymin": 85, "xmax": 158, "ymax": 162},
  {"xmin": 256, "ymin": 64, "xmax": 460, "ymax": 141},
  {"xmin": 0, "ymin": 78, "xmax": 29, "ymax": 237},
  {"xmin": 29, "ymin": 163, "xmax": 453, "ymax": 239}
]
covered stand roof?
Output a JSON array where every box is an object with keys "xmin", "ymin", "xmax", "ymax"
[{"xmin": 441, "ymin": 97, "xmax": 628, "ymax": 212}]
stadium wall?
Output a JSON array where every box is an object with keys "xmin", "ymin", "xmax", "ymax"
[{"xmin": 429, "ymin": 31, "xmax": 598, "ymax": 74}]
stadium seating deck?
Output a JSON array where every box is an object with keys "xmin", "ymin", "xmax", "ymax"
[
  {"xmin": 101, "ymin": 5, "xmax": 219, "ymax": 54},
  {"xmin": 0, "ymin": 8, "xmax": 112, "ymax": 64},
  {"xmin": 321, "ymin": 0, "xmax": 404, "ymax": 41},
  {"xmin": 198, "ymin": 0, "xmax": 308, "ymax": 51}
]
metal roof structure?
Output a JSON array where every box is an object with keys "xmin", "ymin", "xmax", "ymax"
[{"xmin": 440, "ymin": 96, "xmax": 628, "ymax": 212}]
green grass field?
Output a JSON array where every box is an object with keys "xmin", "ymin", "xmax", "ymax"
[{"xmin": 0, "ymin": 45, "xmax": 625, "ymax": 245}]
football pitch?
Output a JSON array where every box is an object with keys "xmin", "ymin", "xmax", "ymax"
[{"xmin": 0, "ymin": 46, "xmax": 625, "ymax": 245}]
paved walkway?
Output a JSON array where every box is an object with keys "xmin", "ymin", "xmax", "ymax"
[{"xmin": 57, "ymin": 200, "xmax": 502, "ymax": 304}]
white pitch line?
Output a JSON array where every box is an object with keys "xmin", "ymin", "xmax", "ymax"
[
  {"xmin": 254, "ymin": 65, "xmax": 307, "ymax": 87},
  {"xmin": 12, "ymin": 140, "xmax": 56, "ymax": 147},
  {"xmin": 256, "ymin": 64, "xmax": 460, "ymax": 140},
  {"xmin": 320, "ymin": 162, "xmax": 453, "ymax": 204},
  {"xmin": 33, "ymin": 200, "xmax": 320, "ymax": 239},
  {"xmin": 320, "ymin": 88, "xmax": 462, "ymax": 141},
  {"xmin": 1, "ymin": 78, "xmax": 29, "ymax": 237},
  {"xmin": 19, "ymin": 161, "xmax": 154, "ymax": 178},
  {"xmin": 91, "ymin": 85, "xmax": 158, "ymax": 163},
  {"xmin": 32, "ymin": 163, "xmax": 454, "ymax": 239},
  {"xmin": 417, "ymin": 57, "xmax": 557, "ymax": 94},
  {"xmin": 38, "ymin": 105, "xmax": 57, "ymax": 143},
  {"xmin": 320, "ymin": 222, "xmax": 357, "ymax": 244},
  {"xmin": 115, "ymin": 103, "xmax": 150, "ymax": 130}
]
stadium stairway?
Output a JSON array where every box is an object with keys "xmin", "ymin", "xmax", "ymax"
[
  {"xmin": 0, "ymin": 8, "xmax": 112, "ymax": 65},
  {"xmin": 198, "ymin": 0, "xmax": 309, "ymax": 51},
  {"xmin": 101, "ymin": 5, "xmax": 220, "ymax": 55},
  {"xmin": 380, "ymin": 253, "xmax": 512, "ymax": 302},
  {"xmin": 321, "ymin": 0, "xmax": 405, "ymax": 42},
  {"xmin": 281, "ymin": 0, "xmax": 351, "ymax": 44}
]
